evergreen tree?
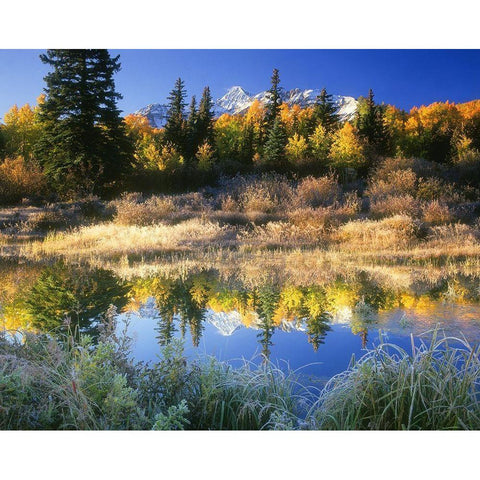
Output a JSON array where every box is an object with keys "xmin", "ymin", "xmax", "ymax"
[
  {"xmin": 313, "ymin": 88, "xmax": 339, "ymax": 132},
  {"xmin": 265, "ymin": 68, "xmax": 283, "ymax": 128},
  {"xmin": 263, "ymin": 117, "xmax": 287, "ymax": 167},
  {"xmin": 185, "ymin": 95, "xmax": 198, "ymax": 159},
  {"xmin": 35, "ymin": 49, "xmax": 132, "ymax": 195},
  {"xmin": 197, "ymin": 86, "xmax": 215, "ymax": 147},
  {"xmin": 164, "ymin": 78, "xmax": 188, "ymax": 154},
  {"xmin": 355, "ymin": 89, "xmax": 386, "ymax": 154}
]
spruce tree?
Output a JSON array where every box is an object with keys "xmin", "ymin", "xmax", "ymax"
[
  {"xmin": 263, "ymin": 117, "xmax": 287, "ymax": 168},
  {"xmin": 36, "ymin": 49, "xmax": 132, "ymax": 195},
  {"xmin": 185, "ymin": 95, "xmax": 198, "ymax": 159},
  {"xmin": 265, "ymin": 68, "xmax": 283, "ymax": 128},
  {"xmin": 355, "ymin": 89, "xmax": 386, "ymax": 154},
  {"xmin": 197, "ymin": 86, "xmax": 215, "ymax": 147},
  {"xmin": 313, "ymin": 87, "xmax": 339, "ymax": 133},
  {"xmin": 164, "ymin": 78, "xmax": 187, "ymax": 154}
]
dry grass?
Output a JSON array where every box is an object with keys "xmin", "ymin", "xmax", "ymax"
[
  {"xmin": 335, "ymin": 215, "xmax": 421, "ymax": 250},
  {"xmin": 23, "ymin": 218, "xmax": 235, "ymax": 258}
]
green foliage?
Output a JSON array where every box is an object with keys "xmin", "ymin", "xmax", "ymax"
[
  {"xmin": 164, "ymin": 78, "xmax": 188, "ymax": 156},
  {"xmin": 25, "ymin": 263, "xmax": 129, "ymax": 334},
  {"xmin": 313, "ymin": 88, "xmax": 339, "ymax": 132},
  {"xmin": 152, "ymin": 399, "xmax": 190, "ymax": 430},
  {"xmin": 354, "ymin": 89, "xmax": 388, "ymax": 155},
  {"xmin": 310, "ymin": 333, "xmax": 480, "ymax": 430},
  {"xmin": 262, "ymin": 117, "xmax": 287, "ymax": 168},
  {"xmin": 35, "ymin": 49, "xmax": 133, "ymax": 196},
  {"xmin": 265, "ymin": 68, "xmax": 283, "ymax": 128}
]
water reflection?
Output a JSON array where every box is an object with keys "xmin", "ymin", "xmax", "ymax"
[{"xmin": 1, "ymin": 261, "xmax": 480, "ymax": 361}]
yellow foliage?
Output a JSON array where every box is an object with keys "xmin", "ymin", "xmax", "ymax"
[
  {"xmin": 329, "ymin": 122, "xmax": 366, "ymax": 169},
  {"xmin": 157, "ymin": 144, "xmax": 184, "ymax": 173},
  {"xmin": 285, "ymin": 133, "xmax": 309, "ymax": 165},
  {"xmin": 3, "ymin": 103, "xmax": 42, "ymax": 160},
  {"xmin": 196, "ymin": 142, "xmax": 215, "ymax": 171},
  {"xmin": 309, "ymin": 124, "xmax": 330, "ymax": 161}
]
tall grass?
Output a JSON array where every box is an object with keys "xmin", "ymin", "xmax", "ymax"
[
  {"xmin": 3, "ymin": 323, "xmax": 480, "ymax": 430},
  {"xmin": 309, "ymin": 331, "xmax": 480, "ymax": 430}
]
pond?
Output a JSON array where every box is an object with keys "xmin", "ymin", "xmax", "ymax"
[{"xmin": 2, "ymin": 260, "xmax": 480, "ymax": 383}]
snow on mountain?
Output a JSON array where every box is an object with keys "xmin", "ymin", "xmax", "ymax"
[
  {"xmin": 205, "ymin": 310, "xmax": 245, "ymax": 336},
  {"xmin": 134, "ymin": 103, "xmax": 169, "ymax": 129},
  {"xmin": 217, "ymin": 86, "xmax": 358, "ymax": 120},
  {"xmin": 134, "ymin": 86, "xmax": 358, "ymax": 128}
]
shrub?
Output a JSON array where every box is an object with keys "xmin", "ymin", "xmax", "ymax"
[
  {"xmin": 239, "ymin": 175, "xmax": 293, "ymax": 214},
  {"xmin": 0, "ymin": 157, "xmax": 47, "ymax": 204},
  {"xmin": 422, "ymin": 200, "xmax": 453, "ymax": 225},
  {"xmin": 367, "ymin": 168, "xmax": 417, "ymax": 199},
  {"xmin": 21, "ymin": 210, "xmax": 69, "ymax": 232},
  {"xmin": 295, "ymin": 175, "xmax": 340, "ymax": 208},
  {"xmin": 370, "ymin": 194, "xmax": 420, "ymax": 218},
  {"xmin": 113, "ymin": 194, "xmax": 176, "ymax": 226},
  {"xmin": 373, "ymin": 157, "xmax": 441, "ymax": 181}
]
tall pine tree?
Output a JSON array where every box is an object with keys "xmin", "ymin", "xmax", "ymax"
[
  {"xmin": 265, "ymin": 68, "xmax": 283, "ymax": 128},
  {"xmin": 313, "ymin": 87, "xmax": 339, "ymax": 133},
  {"xmin": 355, "ymin": 88, "xmax": 386, "ymax": 155},
  {"xmin": 263, "ymin": 117, "xmax": 287, "ymax": 168},
  {"xmin": 164, "ymin": 78, "xmax": 188, "ymax": 155},
  {"xmin": 197, "ymin": 86, "xmax": 215, "ymax": 148},
  {"xmin": 36, "ymin": 49, "xmax": 132, "ymax": 195},
  {"xmin": 185, "ymin": 95, "xmax": 198, "ymax": 159}
]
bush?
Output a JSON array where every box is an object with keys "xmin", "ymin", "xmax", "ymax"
[
  {"xmin": 113, "ymin": 194, "xmax": 176, "ymax": 226},
  {"xmin": 422, "ymin": 200, "xmax": 453, "ymax": 225},
  {"xmin": 370, "ymin": 194, "xmax": 420, "ymax": 218},
  {"xmin": 21, "ymin": 210, "xmax": 69, "ymax": 232},
  {"xmin": 0, "ymin": 157, "xmax": 47, "ymax": 204},
  {"xmin": 239, "ymin": 175, "xmax": 293, "ymax": 214},
  {"xmin": 295, "ymin": 175, "xmax": 340, "ymax": 208},
  {"xmin": 367, "ymin": 168, "xmax": 417, "ymax": 199}
]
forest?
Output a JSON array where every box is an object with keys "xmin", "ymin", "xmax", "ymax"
[{"xmin": 1, "ymin": 51, "xmax": 480, "ymax": 203}]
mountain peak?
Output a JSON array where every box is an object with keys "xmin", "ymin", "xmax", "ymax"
[{"xmin": 134, "ymin": 86, "xmax": 358, "ymax": 127}]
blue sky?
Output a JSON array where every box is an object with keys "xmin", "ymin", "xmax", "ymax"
[{"xmin": 1, "ymin": 49, "xmax": 480, "ymax": 120}]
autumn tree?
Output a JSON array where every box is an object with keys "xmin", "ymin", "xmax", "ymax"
[
  {"xmin": 329, "ymin": 122, "xmax": 366, "ymax": 170},
  {"xmin": 309, "ymin": 124, "xmax": 331, "ymax": 165},
  {"xmin": 36, "ymin": 49, "xmax": 132, "ymax": 195},
  {"xmin": 124, "ymin": 114, "xmax": 163, "ymax": 170},
  {"xmin": 2, "ymin": 101, "xmax": 43, "ymax": 160},
  {"xmin": 285, "ymin": 133, "xmax": 309, "ymax": 166}
]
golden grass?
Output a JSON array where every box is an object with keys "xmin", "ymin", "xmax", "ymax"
[{"xmin": 22, "ymin": 218, "xmax": 234, "ymax": 258}]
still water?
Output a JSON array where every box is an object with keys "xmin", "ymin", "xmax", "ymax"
[{"xmin": 2, "ymin": 261, "xmax": 480, "ymax": 381}]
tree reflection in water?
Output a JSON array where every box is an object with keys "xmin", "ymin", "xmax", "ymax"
[{"xmin": 3, "ymin": 262, "xmax": 480, "ymax": 355}]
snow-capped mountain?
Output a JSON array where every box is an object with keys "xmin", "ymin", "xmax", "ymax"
[
  {"xmin": 134, "ymin": 86, "xmax": 358, "ymax": 128},
  {"xmin": 205, "ymin": 310, "xmax": 244, "ymax": 336},
  {"xmin": 134, "ymin": 103, "xmax": 169, "ymax": 129},
  {"xmin": 216, "ymin": 86, "xmax": 358, "ymax": 120}
]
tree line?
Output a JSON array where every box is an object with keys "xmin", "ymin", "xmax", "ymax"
[{"xmin": 1, "ymin": 49, "xmax": 480, "ymax": 202}]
